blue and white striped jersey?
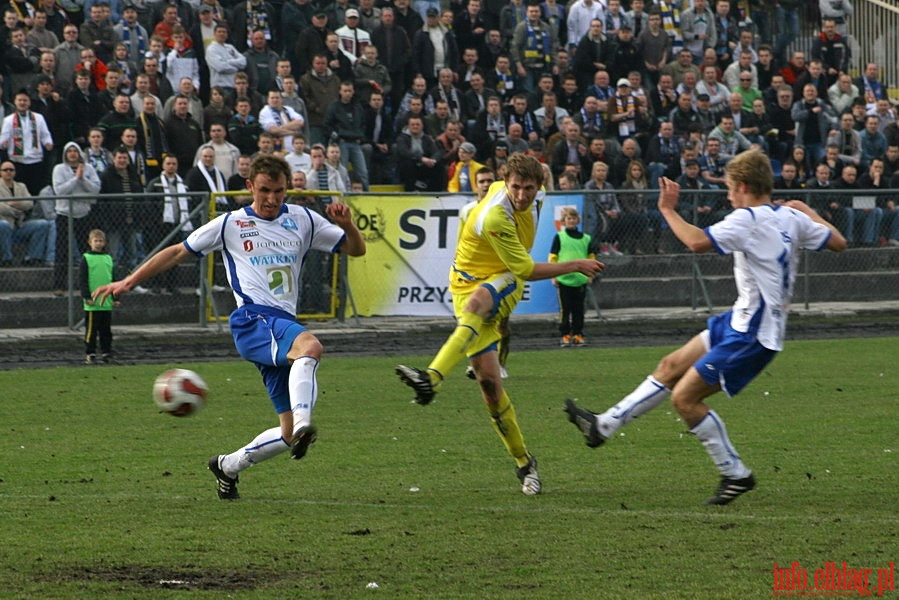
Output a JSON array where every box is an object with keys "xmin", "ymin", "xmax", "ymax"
[
  {"xmin": 705, "ymin": 204, "xmax": 832, "ymax": 351},
  {"xmin": 184, "ymin": 203, "xmax": 346, "ymax": 315}
]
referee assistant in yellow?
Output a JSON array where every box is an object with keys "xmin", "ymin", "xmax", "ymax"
[{"xmin": 397, "ymin": 154, "xmax": 604, "ymax": 495}]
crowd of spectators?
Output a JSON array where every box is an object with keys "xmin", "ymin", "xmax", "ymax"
[{"xmin": 0, "ymin": 0, "xmax": 897, "ymax": 271}]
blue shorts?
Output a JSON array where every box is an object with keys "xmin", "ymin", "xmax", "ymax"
[
  {"xmin": 694, "ymin": 311, "xmax": 778, "ymax": 397},
  {"xmin": 230, "ymin": 305, "xmax": 306, "ymax": 414}
]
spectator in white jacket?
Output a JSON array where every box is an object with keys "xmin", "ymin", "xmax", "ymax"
[
  {"xmin": 567, "ymin": 0, "xmax": 604, "ymax": 52},
  {"xmin": 165, "ymin": 26, "xmax": 200, "ymax": 95},
  {"xmin": 206, "ymin": 24, "xmax": 247, "ymax": 94}
]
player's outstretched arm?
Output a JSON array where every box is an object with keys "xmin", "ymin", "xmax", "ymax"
[
  {"xmin": 657, "ymin": 177, "xmax": 713, "ymax": 253},
  {"xmin": 785, "ymin": 199, "xmax": 848, "ymax": 252},
  {"xmin": 93, "ymin": 243, "xmax": 192, "ymax": 303},
  {"xmin": 326, "ymin": 201, "xmax": 366, "ymax": 257},
  {"xmin": 529, "ymin": 258, "xmax": 605, "ymax": 281}
]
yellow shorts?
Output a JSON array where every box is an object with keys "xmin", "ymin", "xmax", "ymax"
[{"xmin": 452, "ymin": 271, "xmax": 523, "ymax": 358}]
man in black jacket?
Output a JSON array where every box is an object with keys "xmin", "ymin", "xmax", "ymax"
[
  {"xmin": 361, "ymin": 91, "xmax": 395, "ymax": 185},
  {"xmin": 98, "ymin": 147, "xmax": 146, "ymax": 276},
  {"xmin": 323, "ymin": 81, "xmax": 368, "ymax": 189},
  {"xmin": 370, "ymin": 7, "xmax": 411, "ymax": 112},
  {"xmin": 395, "ymin": 114, "xmax": 442, "ymax": 191},
  {"xmin": 164, "ymin": 94, "xmax": 204, "ymax": 177}
]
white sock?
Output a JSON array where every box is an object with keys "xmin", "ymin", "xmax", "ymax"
[
  {"xmin": 289, "ymin": 356, "xmax": 319, "ymax": 436},
  {"xmin": 597, "ymin": 376, "xmax": 670, "ymax": 437},
  {"xmin": 221, "ymin": 427, "xmax": 290, "ymax": 476},
  {"xmin": 690, "ymin": 410, "xmax": 752, "ymax": 479}
]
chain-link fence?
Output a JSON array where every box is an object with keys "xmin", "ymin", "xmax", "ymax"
[
  {"xmin": 3, "ymin": 187, "xmax": 898, "ymax": 327},
  {"xmin": 570, "ymin": 187, "xmax": 899, "ymax": 312},
  {"xmin": 0, "ymin": 190, "xmax": 347, "ymax": 329}
]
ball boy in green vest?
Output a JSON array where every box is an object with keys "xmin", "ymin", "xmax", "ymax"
[
  {"xmin": 81, "ymin": 229, "xmax": 120, "ymax": 364},
  {"xmin": 549, "ymin": 207, "xmax": 596, "ymax": 347}
]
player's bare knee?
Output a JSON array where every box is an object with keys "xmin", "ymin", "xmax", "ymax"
[
  {"xmin": 670, "ymin": 391, "xmax": 690, "ymax": 415},
  {"xmin": 287, "ymin": 333, "xmax": 323, "ymax": 362},
  {"xmin": 653, "ymin": 355, "xmax": 682, "ymax": 387},
  {"xmin": 464, "ymin": 287, "xmax": 493, "ymax": 318}
]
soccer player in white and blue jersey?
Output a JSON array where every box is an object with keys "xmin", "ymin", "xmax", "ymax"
[
  {"xmin": 565, "ymin": 149, "xmax": 847, "ymax": 505},
  {"xmin": 94, "ymin": 155, "xmax": 366, "ymax": 500}
]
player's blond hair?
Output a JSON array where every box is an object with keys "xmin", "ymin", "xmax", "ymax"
[
  {"xmin": 560, "ymin": 207, "xmax": 580, "ymax": 219},
  {"xmin": 725, "ymin": 148, "xmax": 773, "ymax": 198},
  {"xmin": 504, "ymin": 153, "xmax": 545, "ymax": 185}
]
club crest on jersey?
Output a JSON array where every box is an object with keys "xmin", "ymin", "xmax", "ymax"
[{"xmin": 281, "ymin": 217, "xmax": 298, "ymax": 231}]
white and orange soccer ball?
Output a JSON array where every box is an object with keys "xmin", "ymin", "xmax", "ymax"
[{"xmin": 153, "ymin": 369, "xmax": 208, "ymax": 417}]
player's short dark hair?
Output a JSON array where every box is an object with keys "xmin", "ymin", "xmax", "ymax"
[{"xmin": 249, "ymin": 154, "xmax": 291, "ymax": 184}]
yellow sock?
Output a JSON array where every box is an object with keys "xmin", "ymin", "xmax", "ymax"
[
  {"xmin": 428, "ymin": 311, "xmax": 482, "ymax": 386},
  {"xmin": 488, "ymin": 390, "xmax": 529, "ymax": 468}
]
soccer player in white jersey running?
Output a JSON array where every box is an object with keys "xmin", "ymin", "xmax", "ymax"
[
  {"xmin": 94, "ymin": 155, "xmax": 365, "ymax": 500},
  {"xmin": 564, "ymin": 149, "xmax": 847, "ymax": 505}
]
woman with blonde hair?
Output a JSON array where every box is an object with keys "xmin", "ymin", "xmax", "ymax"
[{"xmin": 619, "ymin": 160, "xmax": 655, "ymax": 254}]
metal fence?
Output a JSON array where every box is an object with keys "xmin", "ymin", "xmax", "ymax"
[
  {"xmin": 562, "ymin": 187, "xmax": 899, "ymax": 312},
  {"xmin": 2, "ymin": 187, "xmax": 898, "ymax": 328},
  {"xmin": 0, "ymin": 191, "xmax": 342, "ymax": 329}
]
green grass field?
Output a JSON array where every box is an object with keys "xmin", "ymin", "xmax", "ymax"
[{"xmin": 1, "ymin": 337, "xmax": 896, "ymax": 599}]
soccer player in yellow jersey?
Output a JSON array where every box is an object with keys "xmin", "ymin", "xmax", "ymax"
[{"xmin": 396, "ymin": 154, "xmax": 605, "ymax": 495}]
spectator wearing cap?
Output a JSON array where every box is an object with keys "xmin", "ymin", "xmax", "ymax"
[
  {"xmin": 609, "ymin": 77, "xmax": 636, "ymax": 142},
  {"xmin": 188, "ymin": 5, "xmax": 224, "ymax": 102},
  {"xmin": 294, "ymin": 12, "xmax": 330, "ymax": 77},
  {"xmin": 114, "ymin": 5, "xmax": 149, "ymax": 66},
  {"xmin": 486, "ymin": 138, "xmax": 510, "ymax": 173},
  {"xmin": 693, "ymin": 92, "xmax": 716, "ymax": 135},
  {"xmin": 336, "ymin": 8, "xmax": 371, "ymax": 66},
  {"xmin": 447, "ymin": 141, "xmax": 485, "ymax": 192},
  {"xmin": 609, "ymin": 23, "xmax": 640, "ymax": 84},
  {"xmin": 30, "ymin": 74, "xmax": 67, "ymax": 165},
  {"xmin": 412, "ymin": 7, "xmax": 458, "ymax": 89},
  {"xmin": 281, "ymin": 0, "xmax": 314, "ymax": 76},
  {"xmin": 412, "ymin": 0, "xmax": 439, "ymax": 22}
]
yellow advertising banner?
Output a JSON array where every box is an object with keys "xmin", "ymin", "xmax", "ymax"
[{"xmin": 345, "ymin": 194, "xmax": 471, "ymax": 317}]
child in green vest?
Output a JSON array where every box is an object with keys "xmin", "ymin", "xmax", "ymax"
[
  {"xmin": 81, "ymin": 229, "xmax": 120, "ymax": 364},
  {"xmin": 549, "ymin": 207, "xmax": 596, "ymax": 347}
]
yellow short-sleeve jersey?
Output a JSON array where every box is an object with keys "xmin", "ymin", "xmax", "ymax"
[{"xmin": 450, "ymin": 180, "xmax": 544, "ymax": 294}]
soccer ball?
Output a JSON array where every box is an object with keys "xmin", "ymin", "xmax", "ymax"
[{"xmin": 153, "ymin": 369, "xmax": 208, "ymax": 417}]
